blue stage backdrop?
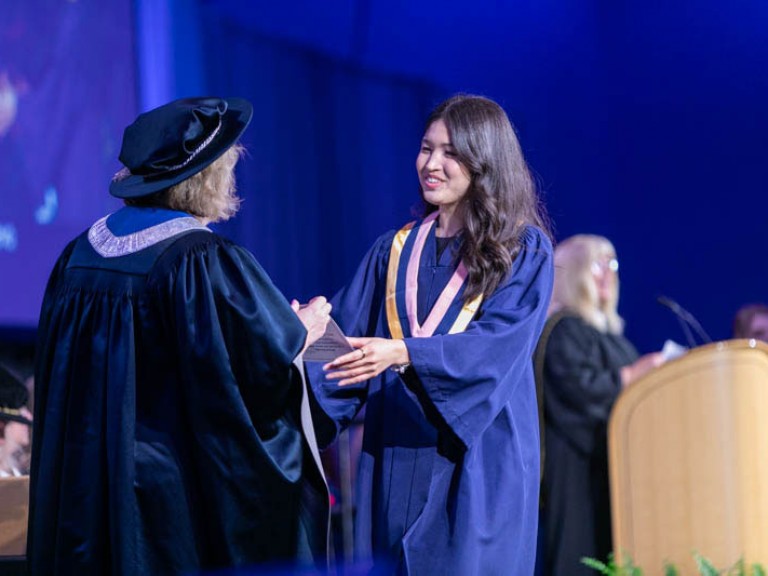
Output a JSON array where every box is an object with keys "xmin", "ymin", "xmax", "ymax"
[
  {"xmin": 193, "ymin": 0, "xmax": 768, "ymax": 353},
  {"xmin": 199, "ymin": 7, "xmax": 441, "ymax": 303},
  {"xmin": 0, "ymin": 0, "xmax": 135, "ymax": 328}
]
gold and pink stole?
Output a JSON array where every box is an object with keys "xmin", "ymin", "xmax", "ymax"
[{"xmin": 385, "ymin": 211, "xmax": 483, "ymax": 339}]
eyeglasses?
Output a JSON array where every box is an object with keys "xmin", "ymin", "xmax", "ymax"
[{"xmin": 591, "ymin": 258, "xmax": 619, "ymax": 276}]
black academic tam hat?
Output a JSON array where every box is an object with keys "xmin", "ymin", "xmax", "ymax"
[
  {"xmin": 0, "ymin": 365, "xmax": 31, "ymax": 426},
  {"xmin": 109, "ymin": 96, "xmax": 253, "ymax": 199}
]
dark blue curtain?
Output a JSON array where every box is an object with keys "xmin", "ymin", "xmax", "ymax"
[{"xmin": 198, "ymin": 10, "xmax": 441, "ymax": 301}]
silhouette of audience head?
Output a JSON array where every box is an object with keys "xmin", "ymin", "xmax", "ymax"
[
  {"xmin": 0, "ymin": 365, "xmax": 32, "ymax": 476},
  {"xmin": 732, "ymin": 303, "xmax": 768, "ymax": 342}
]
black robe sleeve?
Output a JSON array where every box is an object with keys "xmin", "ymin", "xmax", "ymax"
[{"xmin": 542, "ymin": 315, "xmax": 637, "ymax": 455}]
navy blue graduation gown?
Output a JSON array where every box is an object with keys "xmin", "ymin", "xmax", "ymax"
[
  {"xmin": 311, "ymin": 223, "xmax": 553, "ymax": 575},
  {"xmin": 29, "ymin": 209, "xmax": 328, "ymax": 575}
]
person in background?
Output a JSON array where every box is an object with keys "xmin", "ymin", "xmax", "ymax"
[
  {"xmin": 29, "ymin": 97, "xmax": 331, "ymax": 575},
  {"xmin": 312, "ymin": 94, "xmax": 553, "ymax": 575},
  {"xmin": 732, "ymin": 303, "xmax": 768, "ymax": 342},
  {"xmin": 535, "ymin": 234, "xmax": 664, "ymax": 575},
  {"xmin": 0, "ymin": 340, "xmax": 35, "ymax": 411},
  {"xmin": 0, "ymin": 364, "xmax": 32, "ymax": 477}
]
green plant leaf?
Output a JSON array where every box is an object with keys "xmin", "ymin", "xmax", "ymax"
[
  {"xmin": 581, "ymin": 556, "xmax": 615, "ymax": 576},
  {"xmin": 581, "ymin": 556, "xmax": 613, "ymax": 575},
  {"xmin": 730, "ymin": 557, "xmax": 745, "ymax": 576},
  {"xmin": 590, "ymin": 550, "xmax": 766, "ymax": 576},
  {"xmin": 621, "ymin": 556, "xmax": 643, "ymax": 576},
  {"xmin": 693, "ymin": 552, "xmax": 721, "ymax": 576}
]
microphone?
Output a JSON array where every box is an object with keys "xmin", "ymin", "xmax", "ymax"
[{"xmin": 657, "ymin": 296, "xmax": 713, "ymax": 348}]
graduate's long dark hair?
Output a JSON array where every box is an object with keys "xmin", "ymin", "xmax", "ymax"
[{"xmin": 421, "ymin": 94, "xmax": 551, "ymax": 301}]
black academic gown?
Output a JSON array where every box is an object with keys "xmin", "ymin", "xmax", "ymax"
[
  {"xmin": 538, "ymin": 314, "xmax": 638, "ymax": 576},
  {"xmin": 29, "ymin": 217, "xmax": 328, "ymax": 575}
]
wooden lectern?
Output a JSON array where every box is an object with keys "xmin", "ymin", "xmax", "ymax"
[{"xmin": 609, "ymin": 339, "xmax": 768, "ymax": 572}]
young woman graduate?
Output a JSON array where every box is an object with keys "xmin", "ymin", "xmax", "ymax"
[{"xmin": 311, "ymin": 94, "xmax": 554, "ymax": 575}]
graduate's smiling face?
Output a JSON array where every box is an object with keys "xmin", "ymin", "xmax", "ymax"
[{"xmin": 416, "ymin": 119, "xmax": 471, "ymax": 212}]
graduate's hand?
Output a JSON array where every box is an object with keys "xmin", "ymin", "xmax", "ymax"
[
  {"xmin": 323, "ymin": 337, "xmax": 410, "ymax": 386},
  {"xmin": 292, "ymin": 296, "xmax": 332, "ymax": 350}
]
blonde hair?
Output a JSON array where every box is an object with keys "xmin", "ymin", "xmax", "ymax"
[
  {"xmin": 126, "ymin": 144, "xmax": 244, "ymax": 223},
  {"xmin": 549, "ymin": 234, "xmax": 624, "ymax": 334}
]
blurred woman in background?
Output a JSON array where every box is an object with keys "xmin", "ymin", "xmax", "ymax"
[{"xmin": 535, "ymin": 234, "xmax": 664, "ymax": 575}]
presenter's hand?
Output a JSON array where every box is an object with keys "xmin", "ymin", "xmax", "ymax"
[
  {"xmin": 292, "ymin": 296, "xmax": 332, "ymax": 350},
  {"xmin": 324, "ymin": 337, "xmax": 410, "ymax": 386},
  {"xmin": 621, "ymin": 351, "xmax": 665, "ymax": 387}
]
